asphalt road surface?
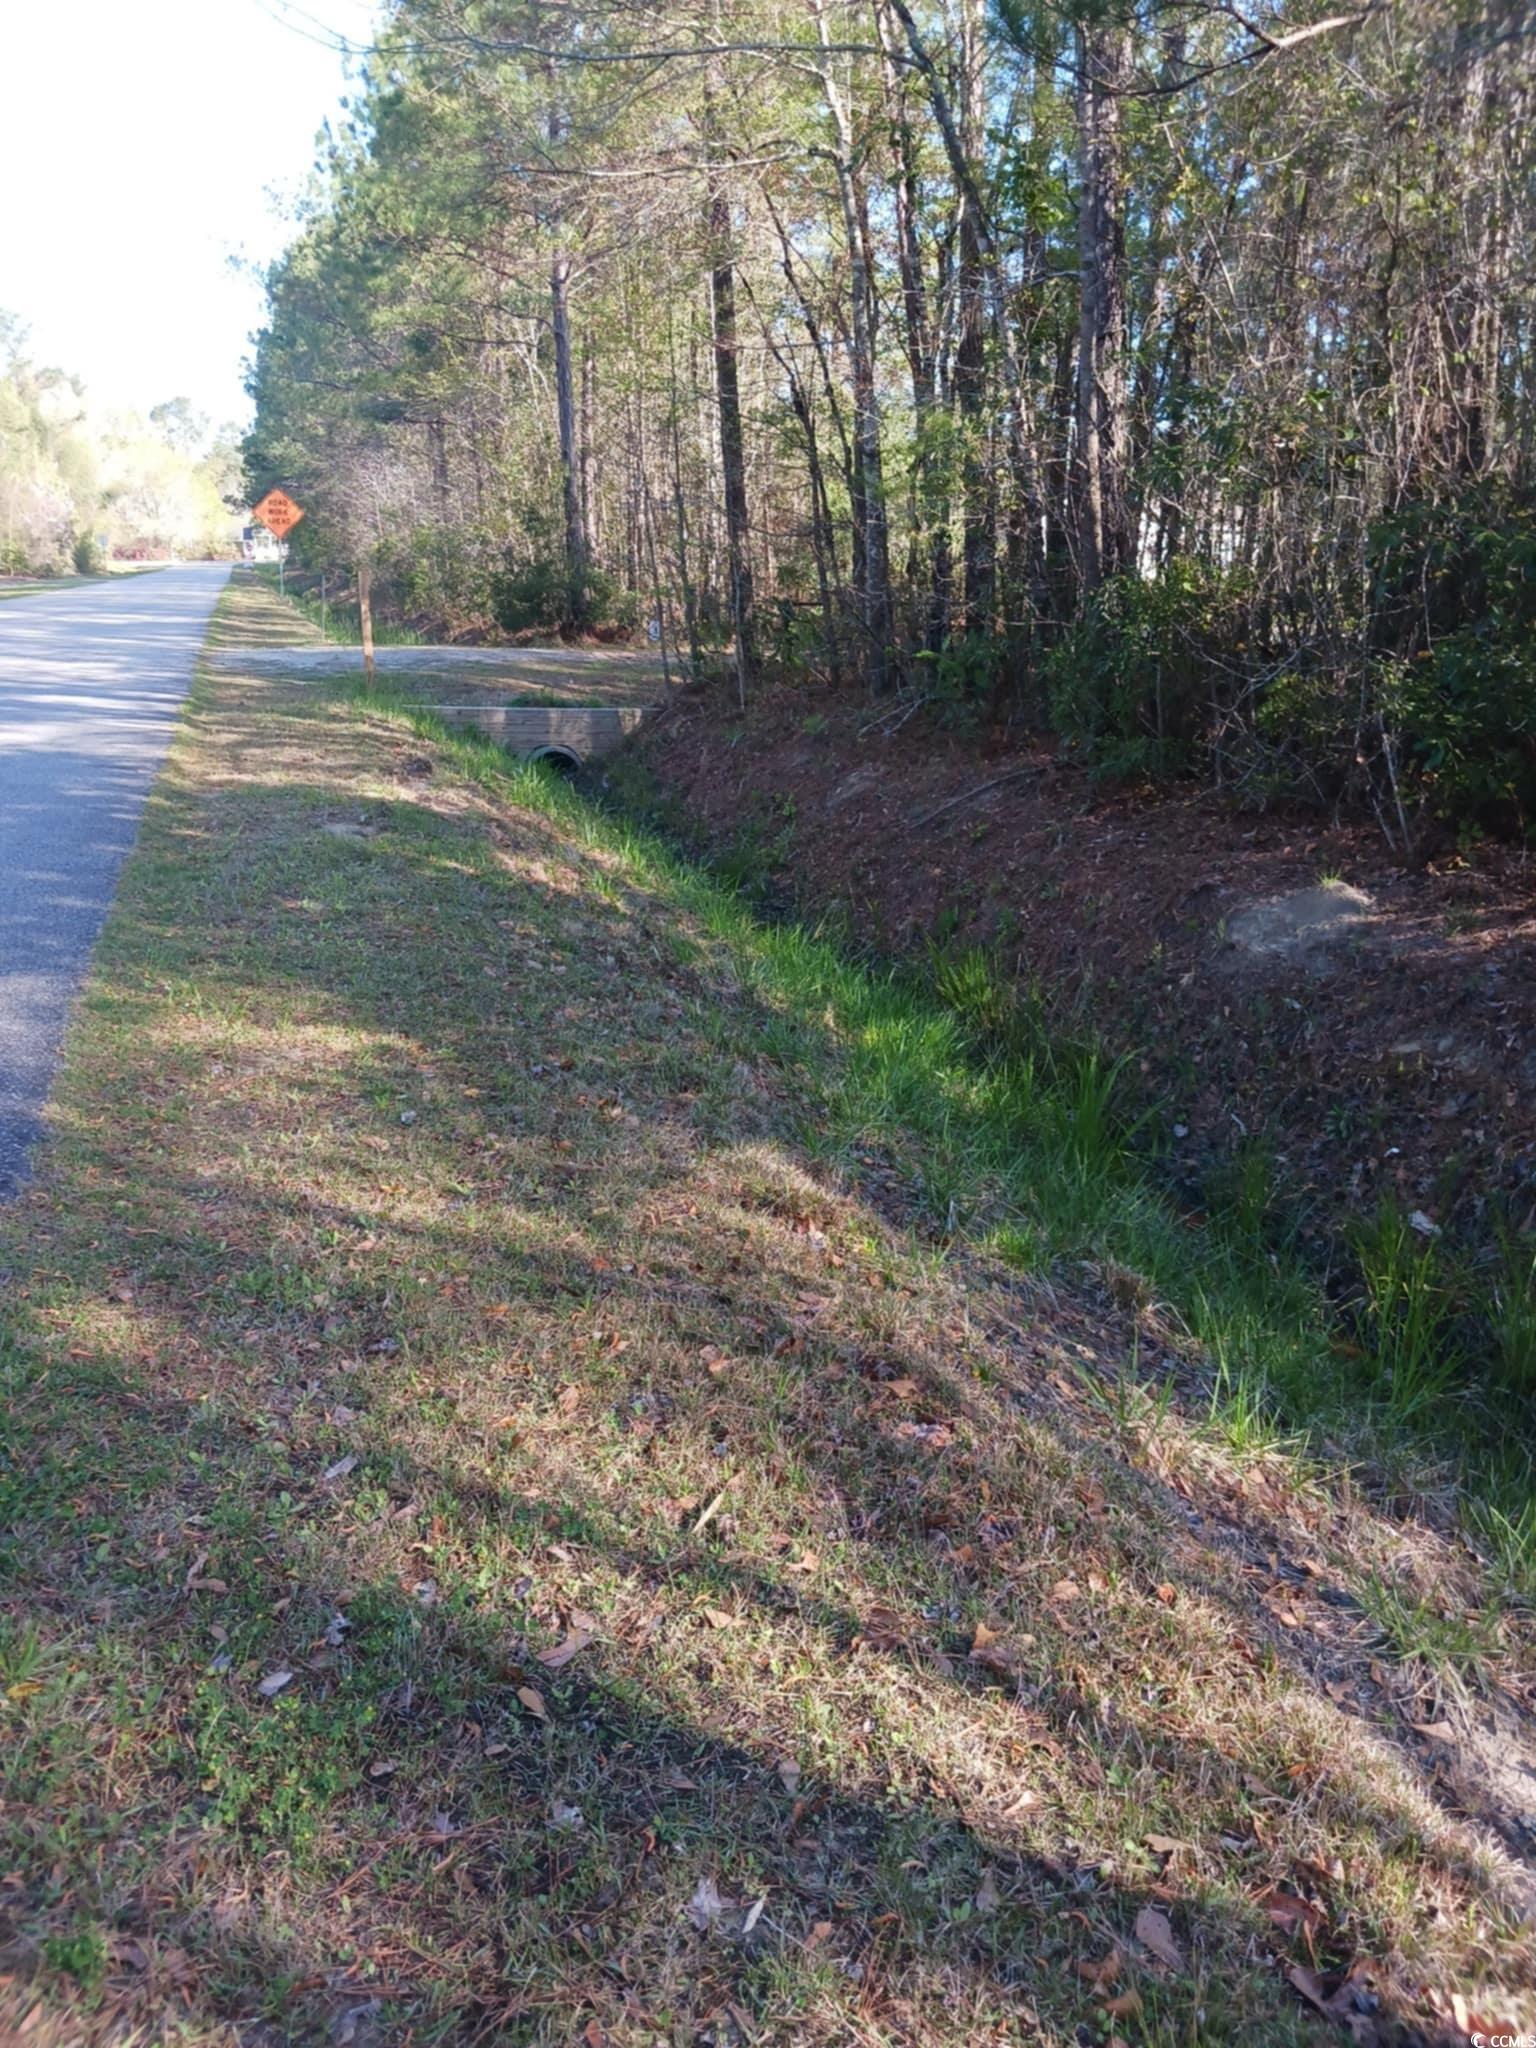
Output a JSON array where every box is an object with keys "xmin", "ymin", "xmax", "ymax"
[{"xmin": 0, "ymin": 564, "xmax": 229, "ymax": 1195}]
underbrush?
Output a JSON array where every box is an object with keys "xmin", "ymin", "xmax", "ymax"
[
  {"xmin": 254, "ymin": 565, "xmax": 422, "ymax": 647},
  {"xmin": 918, "ymin": 489, "xmax": 1536, "ymax": 853}
]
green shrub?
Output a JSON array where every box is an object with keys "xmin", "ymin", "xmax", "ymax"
[
  {"xmin": 71, "ymin": 531, "xmax": 105, "ymax": 576},
  {"xmin": 913, "ymin": 630, "xmax": 1011, "ymax": 719},
  {"xmin": 489, "ymin": 555, "xmax": 635, "ymax": 638},
  {"xmin": 1365, "ymin": 485, "xmax": 1536, "ymax": 830},
  {"xmin": 1042, "ymin": 557, "xmax": 1252, "ymax": 775},
  {"xmin": 378, "ymin": 524, "xmax": 501, "ymax": 624}
]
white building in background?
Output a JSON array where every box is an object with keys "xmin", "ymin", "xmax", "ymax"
[{"xmin": 241, "ymin": 524, "xmax": 286, "ymax": 565}]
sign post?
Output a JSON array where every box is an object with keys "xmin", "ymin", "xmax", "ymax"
[
  {"xmin": 250, "ymin": 489, "xmax": 306, "ymax": 597},
  {"xmin": 357, "ymin": 563, "xmax": 376, "ymax": 687}
]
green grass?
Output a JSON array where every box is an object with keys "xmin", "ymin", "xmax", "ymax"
[
  {"xmin": 607, "ymin": 782, "xmax": 1536, "ymax": 1583},
  {"xmin": 0, "ymin": 573, "xmax": 1531, "ymax": 2045}
]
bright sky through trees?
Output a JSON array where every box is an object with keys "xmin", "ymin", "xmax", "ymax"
[{"xmin": 1, "ymin": 0, "xmax": 380, "ymax": 426}]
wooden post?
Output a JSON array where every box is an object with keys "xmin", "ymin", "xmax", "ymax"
[{"xmin": 358, "ymin": 563, "xmax": 376, "ymax": 686}]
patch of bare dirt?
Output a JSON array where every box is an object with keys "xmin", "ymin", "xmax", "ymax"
[{"xmin": 626, "ymin": 678, "xmax": 1536, "ymax": 1243}]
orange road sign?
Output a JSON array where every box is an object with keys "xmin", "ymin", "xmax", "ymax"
[{"xmin": 251, "ymin": 488, "xmax": 305, "ymax": 541}]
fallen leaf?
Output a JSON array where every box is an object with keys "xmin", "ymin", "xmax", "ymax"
[
  {"xmin": 323, "ymin": 1454, "xmax": 358, "ymax": 1482},
  {"xmin": 778, "ymin": 1758, "xmax": 802, "ymax": 1795},
  {"xmin": 1050, "ymin": 1579, "xmax": 1081, "ymax": 1603},
  {"xmin": 1077, "ymin": 1946, "xmax": 1121, "ymax": 1989},
  {"xmin": 583, "ymin": 2022, "xmax": 606, "ymax": 2048},
  {"xmin": 537, "ymin": 1626, "xmax": 595, "ymax": 1669},
  {"xmin": 701, "ymin": 1606, "xmax": 738, "ymax": 1629},
  {"xmin": 805, "ymin": 1920, "xmax": 834, "ymax": 1950},
  {"xmin": 256, "ymin": 1669, "xmax": 294, "ymax": 1699},
  {"xmin": 1133, "ymin": 1905, "xmax": 1183, "ymax": 1970},
  {"xmin": 1145, "ymin": 1834, "xmax": 1189, "ymax": 1858},
  {"xmin": 1256, "ymin": 1885, "xmax": 1327, "ymax": 1939},
  {"xmin": 367, "ymin": 1757, "xmax": 398, "ymax": 1780},
  {"xmin": 1286, "ymin": 1962, "xmax": 1331, "ymax": 2016},
  {"xmin": 974, "ymin": 1870, "xmax": 1001, "ymax": 1913},
  {"xmin": 1102, "ymin": 1989, "xmax": 1143, "ymax": 2021},
  {"xmin": 662, "ymin": 1768, "xmax": 698, "ymax": 1791},
  {"xmin": 686, "ymin": 1874, "xmax": 731, "ymax": 1931},
  {"xmin": 517, "ymin": 1684, "xmax": 549, "ymax": 1720},
  {"xmin": 1409, "ymin": 1717, "xmax": 1457, "ymax": 1743},
  {"xmin": 859, "ymin": 1605, "xmax": 906, "ymax": 1650},
  {"xmin": 1154, "ymin": 1582, "xmax": 1178, "ymax": 1606}
]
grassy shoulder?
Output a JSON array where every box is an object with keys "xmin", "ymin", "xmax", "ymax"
[
  {"xmin": 0, "ymin": 574, "xmax": 110, "ymax": 602},
  {"xmin": 0, "ymin": 566, "xmax": 168, "ymax": 602},
  {"xmin": 0, "ymin": 573, "xmax": 1530, "ymax": 2045}
]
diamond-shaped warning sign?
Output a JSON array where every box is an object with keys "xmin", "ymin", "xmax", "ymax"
[{"xmin": 251, "ymin": 489, "xmax": 305, "ymax": 541}]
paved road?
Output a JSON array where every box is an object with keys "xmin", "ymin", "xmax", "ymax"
[{"xmin": 0, "ymin": 565, "xmax": 229, "ymax": 1195}]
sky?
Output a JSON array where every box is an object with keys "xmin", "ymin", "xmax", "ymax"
[{"xmin": 0, "ymin": 0, "xmax": 384, "ymax": 436}]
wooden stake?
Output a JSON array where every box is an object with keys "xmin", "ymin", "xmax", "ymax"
[{"xmin": 358, "ymin": 562, "xmax": 376, "ymax": 686}]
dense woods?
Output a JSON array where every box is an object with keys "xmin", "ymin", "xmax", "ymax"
[
  {"xmin": 248, "ymin": 0, "xmax": 1536, "ymax": 845},
  {"xmin": 0, "ymin": 318, "xmax": 239, "ymax": 570}
]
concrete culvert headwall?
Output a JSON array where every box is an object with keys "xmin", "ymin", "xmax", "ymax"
[{"xmin": 409, "ymin": 704, "xmax": 647, "ymax": 763}]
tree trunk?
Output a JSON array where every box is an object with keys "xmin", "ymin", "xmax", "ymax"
[
  {"xmin": 812, "ymin": 0, "xmax": 892, "ymax": 690},
  {"xmin": 707, "ymin": 172, "xmax": 756, "ymax": 697},
  {"xmin": 878, "ymin": 0, "xmax": 948, "ymax": 652},
  {"xmin": 1074, "ymin": 21, "xmax": 1133, "ymax": 597},
  {"xmin": 956, "ymin": 0, "xmax": 992, "ymax": 632},
  {"xmin": 580, "ymin": 346, "xmax": 600, "ymax": 556},
  {"xmin": 550, "ymin": 251, "xmax": 589, "ymax": 614}
]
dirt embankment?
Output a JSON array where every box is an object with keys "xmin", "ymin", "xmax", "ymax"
[{"xmin": 624, "ymin": 678, "xmax": 1536, "ymax": 1247}]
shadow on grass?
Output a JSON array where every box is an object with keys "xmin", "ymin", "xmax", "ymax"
[{"xmin": 0, "ymin": 668, "xmax": 1525, "ymax": 2043}]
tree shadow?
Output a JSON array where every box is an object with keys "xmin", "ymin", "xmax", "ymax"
[{"xmin": 0, "ymin": 675, "xmax": 1524, "ymax": 2043}]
